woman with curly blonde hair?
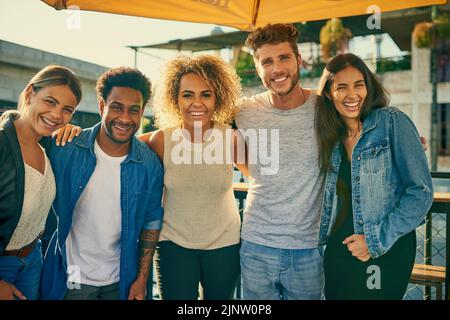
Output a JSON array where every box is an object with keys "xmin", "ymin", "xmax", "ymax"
[{"xmin": 139, "ymin": 54, "xmax": 245, "ymax": 300}]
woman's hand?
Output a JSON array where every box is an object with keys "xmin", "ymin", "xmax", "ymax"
[
  {"xmin": 233, "ymin": 129, "xmax": 249, "ymax": 177},
  {"xmin": 420, "ymin": 136, "xmax": 428, "ymax": 151},
  {"xmin": 52, "ymin": 124, "xmax": 81, "ymax": 146},
  {"xmin": 343, "ymin": 234, "xmax": 371, "ymax": 262},
  {"xmin": 0, "ymin": 279, "xmax": 26, "ymax": 300},
  {"xmin": 138, "ymin": 132, "xmax": 154, "ymax": 144}
]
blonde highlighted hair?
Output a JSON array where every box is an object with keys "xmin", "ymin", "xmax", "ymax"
[
  {"xmin": 152, "ymin": 54, "xmax": 241, "ymax": 128},
  {"xmin": 1, "ymin": 65, "xmax": 82, "ymax": 124}
]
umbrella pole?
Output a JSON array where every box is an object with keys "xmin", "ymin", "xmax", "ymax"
[{"xmin": 430, "ymin": 6, "xmax": 439, "ymax": 171}]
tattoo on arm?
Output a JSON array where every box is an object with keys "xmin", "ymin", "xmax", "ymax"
[{"xmin": 137, "ymin": 229, "xmax": 160, "ymax": 281}]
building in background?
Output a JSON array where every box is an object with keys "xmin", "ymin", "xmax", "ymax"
[
  {"xmin": 133, "ymin": 6, "xmax": 450, "ymax": 170},
  {"xmin": 0, "ymin": 40, "xmax": 156, "ymax": 131}
]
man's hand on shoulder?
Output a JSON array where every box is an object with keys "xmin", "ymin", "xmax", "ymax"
[{"xmin": 52, "ymin": 124, "xmax": 81, "ymax": 146}]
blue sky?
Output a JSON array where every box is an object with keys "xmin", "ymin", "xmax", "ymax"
[{"xmin": 0, "ymin": 0, "xmax": 402, "ymax": 82}]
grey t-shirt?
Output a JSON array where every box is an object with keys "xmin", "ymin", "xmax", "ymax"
[{"xmin": 235, "ymin": 89, "xmax": 324, "ymax": 249}]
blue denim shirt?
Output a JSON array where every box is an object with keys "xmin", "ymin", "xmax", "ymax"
[
  {"xmin": 40, "ymin": 123, "xmax": 164, "ymax": 300},
  {"xmin": 318, "ymin": 107, "xmax": 433, "ymax": 259}
]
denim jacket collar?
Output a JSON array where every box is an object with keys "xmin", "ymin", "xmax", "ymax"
[
  {"xmin": 75, "ymin": 122, "xmax": 143, "ymax": 164},
  {"xmin": 361, "ymin": 107, "xmax": 381, "ymax": 135}
]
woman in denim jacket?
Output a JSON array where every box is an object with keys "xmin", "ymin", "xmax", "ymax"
[{"xmin": 315, "ymin": 53, "xmax": 433, "ymax": 299}]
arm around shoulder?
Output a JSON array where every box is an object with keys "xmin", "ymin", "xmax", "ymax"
[
  {"xmin": 138, "ymin": 131, "xmax": 154, "ymax": 144},
  {"xmin": 233, "ymin": 129, "xmax": 249, "ymax": 176},
  {"xmin": 146, "ymin": 129, "xmax": 164, "ymax": 162}
]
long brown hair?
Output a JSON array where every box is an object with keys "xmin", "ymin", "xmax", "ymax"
[{"xmin": 315, "ymin": 53, "xmax": 390, "ymax": 172}]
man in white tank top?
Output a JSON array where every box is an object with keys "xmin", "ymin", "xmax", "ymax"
[{"xmin": 236, "ymin": 24, "xmax": 325, "ymax": 300}]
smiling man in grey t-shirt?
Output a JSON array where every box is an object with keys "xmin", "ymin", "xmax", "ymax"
[{"xmin": 236, "ymin": 23, "xmax": 324, "ymax": 300}]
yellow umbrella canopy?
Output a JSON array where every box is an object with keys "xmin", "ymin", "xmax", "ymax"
[{"xmin": 41, "ymin": 0, "xmax": 447, "ymax": 31}]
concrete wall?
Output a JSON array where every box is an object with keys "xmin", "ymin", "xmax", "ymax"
[{"xmin": 0, "ymin": 40, "xmax": 107, "ymax": 115}]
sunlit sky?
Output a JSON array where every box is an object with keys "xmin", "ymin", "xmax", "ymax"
[{"xmin": 0, "ymin": 0, "xmax": 402, "ymax": 84}]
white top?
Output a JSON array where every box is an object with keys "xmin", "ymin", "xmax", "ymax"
[
  {"xmin": 66, "ymin": 140, "xmax": 127, "ymax": 286},
  {"xmin": 159, "ymin": 123, "xmax": 241, "ymax": 250},
  {"xmin": 6, "ymin": 147, "xmax": 56, "ymax": 250}
]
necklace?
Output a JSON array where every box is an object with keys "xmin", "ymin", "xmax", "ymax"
[
  {"xmin": 346, "ymin": 122, "xmax": 363, "ymax": 139},
  {"xmin": 347, "ymin": 131, "xmax": 360, "ymax": 140}
]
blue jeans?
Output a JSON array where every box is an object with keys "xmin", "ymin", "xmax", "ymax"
[
  {"xmin": 0, "ymin": 240, "xmax": 43, "ymax": 300},
  {"xmin": 240, "ymin": 240, "xmax": 324, "ymax": 300}
]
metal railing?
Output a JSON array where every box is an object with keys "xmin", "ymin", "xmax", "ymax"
[{"xmin": 405, "ymin": 171, "xmax": 448, "ymax": 300}]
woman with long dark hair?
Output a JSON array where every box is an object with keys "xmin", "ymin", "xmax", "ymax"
[
  {"xmin": 316, "ymin": 53, "xmax": 433, "ymax": 299},
  {"xmin": 0, "ymin": 65, "xmax": 82, "ymax": 300}
]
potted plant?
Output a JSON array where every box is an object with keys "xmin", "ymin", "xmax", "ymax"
[
  {"xmin": 413, "ymin": 22, "xmax": 434, "ymax": 48},
  {"xmin": 320, "ymin": 18, "xmax": 352, "ymax": 62},
  {"xmin": 413, "ymin": 13, "xmax": 450, "ymax": 48}
]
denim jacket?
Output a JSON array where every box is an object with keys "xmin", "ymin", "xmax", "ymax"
[
  {"xmin": 318, "ymin": 107, "xmax": 433, "ymax": 259},
  {"xmin": 40, "ymin": 123, "xmax": 164, "ymax": 300}
]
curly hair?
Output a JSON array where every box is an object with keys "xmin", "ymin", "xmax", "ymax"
[
  {"xmin": 152, "ymin": 55, "xmax": 242, "ymax": 128},
  {"xmin": 96, "ymin": 67, "xmax": 151, "ymax": 107},
  {"xmin": 245, "ymin": 23, "xmax": 300, "ymax": 58}
]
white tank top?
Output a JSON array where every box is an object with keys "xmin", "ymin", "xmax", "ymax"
[{"xmin": 159, "ymin": 123, "xmax": 241, "ymax": 250}]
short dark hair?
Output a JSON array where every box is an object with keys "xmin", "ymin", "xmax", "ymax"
[
  {"xmin": 96, "ymin": 67, "xmax": 151, "ymax": 107},
  {"xmin": 245, "ymin": 23, "xmax": 299, "ymax": 57}
]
